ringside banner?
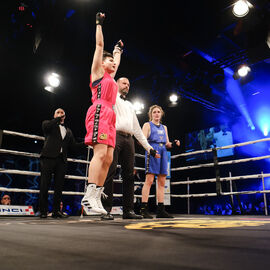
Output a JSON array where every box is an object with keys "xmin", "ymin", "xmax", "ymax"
[{"xmin": 0, "ymin": 205, "xmax": 35, "ymax": 216}]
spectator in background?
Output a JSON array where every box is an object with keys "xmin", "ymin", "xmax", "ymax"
[
  {"xmin": 224, "ymin": 203, "xmax": 233, "ymax": 215},
  {"xmin": 197, "ymin": 129, "xmax": 207, "ymax": 150},
  {"xmin": 1, "ymin": 194, "xmax": 11, "ymax": 205},
  {"xmin": 258, "ymin": 202, "xmax": 265, "ymax": 215}
]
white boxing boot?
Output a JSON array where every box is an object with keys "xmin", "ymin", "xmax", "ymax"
[
  {"xmin": 95, "ymin": 187, "xmax": 107, "ymax": 215},
  {"xmin": 81, "ymin": 184, "xmax": 101, "ymax": 215}
]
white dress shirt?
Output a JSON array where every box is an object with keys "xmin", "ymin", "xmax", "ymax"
[
  {"xmin": 59, "ymin": 125, "xmax": 67, "ymax": 152},
  {"xmin": 115, "ymin": 93, "xmax": 151, "ymax": 151}
]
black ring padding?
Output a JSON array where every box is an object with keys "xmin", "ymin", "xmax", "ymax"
[{"xmin": 212, "ymin": 148, "xmax": 222, "ymax": 196}]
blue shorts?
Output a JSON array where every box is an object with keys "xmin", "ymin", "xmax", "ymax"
[{"xmin": 145, "ymin": 142, "xmax": 168, "ymax": 175}]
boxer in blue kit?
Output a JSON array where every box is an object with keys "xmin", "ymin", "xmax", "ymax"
[{"xmin": 141, "ymin": 105, "xmax": 180, "ymax": 218}]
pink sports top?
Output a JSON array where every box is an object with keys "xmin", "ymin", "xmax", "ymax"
[{"xmin": 90, "ymin": 72, "xmax": 118, "ymax": 108}]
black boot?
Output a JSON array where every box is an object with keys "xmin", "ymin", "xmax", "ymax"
[
  {"xmin": 140, "ymin": 202, "xmax": 153, "ymax": 219},
  {"xmin": 156, "ymin": 203, "xmax": 174, "ymax": 218}
]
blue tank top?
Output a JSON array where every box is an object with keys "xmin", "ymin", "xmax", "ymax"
[{"xmin": 148, "ymin": 122, "xmax": 166, "ymax": 144}]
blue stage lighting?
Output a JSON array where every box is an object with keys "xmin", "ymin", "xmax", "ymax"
[
  {"xmin": 255, "ymin": 107, "xmax": 270, "ymax": 137},
  {"xmin": 225, "ymin": 74, "xmax": 254, "ymax": 129}
]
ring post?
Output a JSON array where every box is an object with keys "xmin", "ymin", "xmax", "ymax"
[
  {"xmin": 261, "ymin": 171, "xmax": 268, "ymax": 216},
  {"xmin": 80, "ymin": 146, "xmax": 91, "ymax": 218},
  {"xmin": 229, "ymin": 171, "xmax": 234, "ymax": 206},
  {"xmin": 187, "ymin": 177, "xmax": 190, "ymax": 215},
  {"xmin": 212, "ymin": 148, "xmax": 222, "ymax": 196}
]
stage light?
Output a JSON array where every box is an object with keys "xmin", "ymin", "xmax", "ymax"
[
  {"xmin": 44, "ymin": 86, "xmax": 54, "ymax": 93},
  {"xmin": 132, "ymin": 101, "xmax": 144, "ymax": 114},
  {"xmin": 47, "ymin": 73, "xmax": 60, "ymax": 88},
  {"xmin": 255, "ymin": 107, "xmax": 270, "ymax": 137},
  {"xmin": 233, "ymin": 65, "xmax": 251, "ymax": 79},
  {"xmin": 237, "ymin": 65, "xmax": 251, "ymax": 77},
  {"xmin": 232, "ymin": 1, "xmax": 251, "ymax": 18},
  {"xmin": 169, "ymin": 94, "xmax": 178, "ymax": 103},
  {"xmin": 196, "ymin": 49, "xmax": 256, "ymax": 131}
]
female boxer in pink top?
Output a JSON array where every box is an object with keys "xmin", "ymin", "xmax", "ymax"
[{"xmin": 82, "ymin": 12, "xmax": 123, "ymax": 215}]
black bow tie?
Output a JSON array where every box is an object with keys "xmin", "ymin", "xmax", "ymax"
[
  {"xmin": 120, "ymin": 95, "xmax": 126, "ymax": 100},
  {"xmin": 60, "ymin": 124, "xmax": 65, "ymax": 126}
]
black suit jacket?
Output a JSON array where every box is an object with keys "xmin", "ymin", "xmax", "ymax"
[{"xmin": 40, "ymin": 117, "xmax": 85, "ymax": 162}]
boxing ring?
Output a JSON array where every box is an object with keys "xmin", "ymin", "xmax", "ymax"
[
  {"xmin": 1, "ymin": 129, "xmax": 270, "ymax": 215},
  {"xmin": 0, "ymin": 130, "xmax": 154, "ymax": 207},
  {"xmin": 1, "ymin": 130, "xmax": 270, "ymax": 270}
]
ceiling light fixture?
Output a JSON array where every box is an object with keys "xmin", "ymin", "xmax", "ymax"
[{"xmin": 232, "ymin": 0, "xmax": 251, "ymax": 18}]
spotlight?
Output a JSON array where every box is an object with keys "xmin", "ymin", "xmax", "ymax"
[
  {"xmin": 47, "ymin": 72, "xmax": 60, "ymax": 88},
  {"xmin": 237, "ymin": 65, "xmax": 251, "ymax": 77},
  {"xmin": 132, "ymin": 101, "xmax": 144, "ymax": 114},
  {"xmin": 232, "ymin": 1, "xmax": 251, "ymax": 18},
  {"xmin": 169, "ymin": 94, "xmax": 178, "ymax": 103},
  {"xmin": 233, "ymin": 64, "xmax": 251, "ymax": 79}
]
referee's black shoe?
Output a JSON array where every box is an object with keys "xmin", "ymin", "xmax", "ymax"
[
  {"xmin": 101, "ymin": 213, "xmax": 114, "ymax": 220},
  {"xmin": 52, "ymin": 211, "xmax": 69, "ymax": 218},
  {"xmin": 123, "ymin": 210, "xmax": 143, "ymax": 219}
]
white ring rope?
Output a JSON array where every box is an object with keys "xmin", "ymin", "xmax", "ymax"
[
  {"xmin": 171, "ymin": 162, "xmax": 214, "ymax": 171},
  {"xmin": 135, "ymin": 153, "xmax": 145, "ymax": 158},
  {"xmin": 0, "ymin": 149, "xmax": 90, "ymax": 164},
  {"xmin": 171, "ymin": 173, "xmax": 270, "ymax": 185},
  {"xmin": 171, "ymin": 154, "xmax": 270, "ymax": 171},
  {"xmin": 171, "ymin": 137, "xmax": 270, "ymax": 159},
  {"xmin": 3, "ymin": 130, "xmax": 45, "ymax": 141},
  {"xmin": 218, "ymin": 154, "xmax": 270, "ymax": 165},
  {"xmin": 0, "ymin": 187, "xmax": 83, "ymax": 195},
  {"xmin": 171, "ymin": 190, "xmax": 270, "ymax": 198},
  {"xmin": 0, "ymin": 168, "xmax": 88, "ymax": 180},
  {"xmin": 0, "ymin": 168, "xmax": 146, "ymax": 182},
  {"xmin": 0, "ymin": 187, "xmax": 155, "ymax": 198},
  {"xmin": 2, "ymin": 129, "xmax": 270, "ymax": 203}
]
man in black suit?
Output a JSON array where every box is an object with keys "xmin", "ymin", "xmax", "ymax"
[{"xmin": 39, "ymin": 108, "xmax": 85, "ymax": 218}]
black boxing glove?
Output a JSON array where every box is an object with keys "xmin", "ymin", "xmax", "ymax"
[
  {"xmin": 171, "ymin": 140, "xmax": 180, "ymax": 149},
  {"xmin": 150, "ymin": 149, "xmax": 157, "ymax": 157},
  {"xmin": 114, "ymin": 40, "xmax": 124, "ymax": 53},
  {"xmin": 96, "ymin": 12, "xmax": 105, "ymax": 26}
]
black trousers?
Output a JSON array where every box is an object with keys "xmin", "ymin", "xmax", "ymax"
[
  {"xmin": 39, "ymin": 155, "xmax": 67, "ymax": 214},
  {"xmin": 103, "ymin": 133, "xmax": 135, "ymax": 213}
]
